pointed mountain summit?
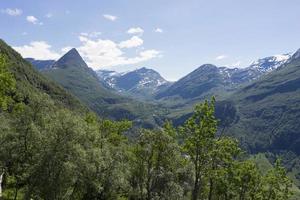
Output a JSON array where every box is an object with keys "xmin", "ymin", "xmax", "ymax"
[
  {"xmin": 155, "ymin": 64, "xmax": 226, "ymax": 100},
  {"xmin": 52, "ymin": 48, "xmax": 86, "ymax": 69},
  {"xmin": 0, "ymin": 39, "xmax": 85, "ymax": 111},
  {"xmin": 41, "ymin": 49, "xmax": 165, "ymax": 126},
  {"xmin": 43, "ymin": 48, "xmax": 126, "ymax": 116}
]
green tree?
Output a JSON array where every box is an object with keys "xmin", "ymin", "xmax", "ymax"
[
  {"xmin": 0, "ymin": 54, "xmax": 15, "ymax": 111},
  {"xmin": 129, "ymin": 127, "xmax": 187, "ymax": 200},
  {"xmin": 181, "ymin": 98, "xmax": 217, "ymax": 200},
  {"xmin": 207, "ymin": 138, "xmax": 241, "ymax": 200},
  {"xmin": 0, "ymin": 54, "xmax": 16, "ymax": 199},
  {"xmin": 262, "ymin": 159, "xmax": 292, "ymax": 200}
]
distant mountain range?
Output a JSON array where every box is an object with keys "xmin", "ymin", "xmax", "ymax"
[
  {"xmin": 27, "ymin": 48, "xmax": 168, "ymax": 128},
  {"xmin": 96, "ymin": 67, "xmax": 171, "ymax": 98},
  {"xmin": 155, "ymin": 53, "xmax": 291, "ymax": 101},
  {"xmin": 27, "ymin": 52, "xmax": 292, "ymax": 102},
  {"xmin": 26, "ymin": 49, "xmax": 296, "ymax": 128}
]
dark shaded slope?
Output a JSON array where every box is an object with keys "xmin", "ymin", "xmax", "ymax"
[
  {"xmin": 156, "ymin": 64, "xmax": 226, "ymax": 99},
  {"xmin": 224, "ymin": 49, "xmax": 300, "ymax": 154},
  {"xmin": 0, "ymin": 39, "xmax": 86, "ymax": 112}
]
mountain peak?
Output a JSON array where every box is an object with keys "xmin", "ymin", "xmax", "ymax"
[
  {"xmin": 193, "ymin": 64, "xmax": 218, "ymax": 74},
  {"xmin": 198, "ymin": 64, "xmax": 218, "ymax": 70},
  {"xmin": 134, "ymin": 67, "xmax": 154, "ymax": 73},
  {"xmin": 97, "ymin": 67, "xmax": 170, "ymax": 97},
  {"xmin": 64, "ymin": 48, "xmax": 81, "ymax": 57},
  {"xmin": 248, "ymin": 54, "xmax": 291, "ymax": 73},
  {"xmin": 52, "ymin": 48, "xmax": 88, "ymax": 69}
]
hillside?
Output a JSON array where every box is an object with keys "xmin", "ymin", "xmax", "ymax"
[
  {"xmin": 0, "ymin": 39, "xmax": 86, "ymax": 112},
  {"xmin": 41, "ymin": 48, "xmax": 168, "ymax": 127},
  {"xmin": 223, "ymin": 49, "xmax": 300, "ymax": 154}
]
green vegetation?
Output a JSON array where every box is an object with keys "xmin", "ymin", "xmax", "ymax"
[
  {"xmin": 42, "ymin": 48, "xmax": 168, "ymax": 128},
  {"xmin": 0, "ymin": 39, "xmax": 297, "ymax": 199},
  {"xmin": 0, "ymin": 54, "xmax": 15, "ymax": 110},
  {"xmin": 224, "ymin": 55, "xmax": 300, "ymax": 154}
]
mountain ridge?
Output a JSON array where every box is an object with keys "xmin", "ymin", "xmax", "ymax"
[
  {"xmin": 38, "ymin": 48, "xmax": 168, "ymax": 127},
  {"xmin": 155, "ymin": 53, "xmax": 292, "ymax": 101},
  {"xmin": 97, "ymin": 67, "xmax": 171, "ymax": 98}
]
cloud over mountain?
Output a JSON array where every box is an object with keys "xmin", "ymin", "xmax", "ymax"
[{"xmin": 13, "ymin": 41, "xmax": 60, "ymax": 60}]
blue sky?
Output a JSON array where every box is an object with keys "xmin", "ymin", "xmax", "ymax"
[{"xmin": 1, "ymin": 0, "xmax": 300, "ymax": 80}]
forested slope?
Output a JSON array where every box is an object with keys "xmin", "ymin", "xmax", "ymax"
[{"xmin": 0, "ymin": 39, "xmax": 294, "ymax": 199}]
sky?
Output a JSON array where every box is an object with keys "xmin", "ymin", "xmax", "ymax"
[{"xmin": 1, "ymin": 0, "xmax": 300, "ymax": 81}]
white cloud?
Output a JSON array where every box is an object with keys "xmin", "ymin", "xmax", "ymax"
[
  {"xmin": 61, "ymin": 46, "xmax": 73, "ymax": 54},
  {"xmin": 26, "ymin": 15, "xmax": 43, "ymax": 25},
  {"xmin": 118, "ymin": 36, "xmax": 143, "ymax": 48},
  {"xmin": 26, "ymin": 16, "xmax": 38, "ymax": 23},
  {"xmin": 13, "ymin": 41, "xmax": 60, "ymax": 60},
  {"xmin": 216, "ymin": 55, "xmax": 227, "ymax": 60},
  {"xmin": 12, "ymin": 35, "xmax": 160, "ymax": 68},
  {"xmin": 22, "ymin": 32, "xmax": 27, "ymax": 36},
  {"xmin": 77, "ymin": 36, "xmax": 160, "ymax": 69},
  {"xmin": 127, "ymin": 27, "xmax": 144, "ymax": 35},
  {"xmin": 103, "ymin": 14, "xmax": 117, "ymax": 21},
  {"xmin": 154, "ymin": 28, "xmax": 163, "ymax": 33},
  {"xmin": 80, "ymin": 31, "xmax": 102, "ymax": 38},
  {"xmin": 1, "ymin": 8, "xmax": 22, "ymax": 16},
  {"xmin": 45, "ymin": 13, "xmax": 53, "ymax": 18}
]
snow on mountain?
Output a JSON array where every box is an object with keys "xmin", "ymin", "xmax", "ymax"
[
  {"xmin": 96, "ymin": 70, "xmax": 123, "ymax": 88},
  {"xmin": 96, "ymin": 67, "xmax": 170, "ymax": 97},
  {"xmin": 218, "ymin": 53, "xmax": 292, "ymax": 85},
  {"xmin": 247, "ymin": 53, "xmax": 291, "ymax": 73}
]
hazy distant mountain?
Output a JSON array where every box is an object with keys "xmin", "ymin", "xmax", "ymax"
[
  {"xmin": 97, "ymin": 67, "xmax": 171, "ymax": 98},
  {"xmin": 230, "ymin": 54, "xmax": 291, "ymax": 84},
  {"xmin": 156, "ymin": 54, "xmax": 291, "ymax": 101},
  {"xmin": 25, "ymin": 58, "xmax": 55, "ymax": 70}
]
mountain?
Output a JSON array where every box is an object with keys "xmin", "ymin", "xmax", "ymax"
[
  {"xmin": 223, "ymin": 50, "xmax": 300, "ymax": 153},
  {"xmin": 96, "ymin": 70, "xmax": 124, "ymax": 88},
  {"xmin": 230, "ymin": 54, "xmax": 291, "ymax": 84},
  {"xmin": 248, "ymin": 54, "xmax": 291, "ymax": 73},
  {"xmin": 25, "ymin": 58, "xmax": 55, "ymax": 70},
  {"xmin": 156, "ymin": 64, "xmax": 231, "ymax": 101},
  {"xmin": 212, "ymin": 49, "xmax": 300, "ymax": 186},
  {"xmin": 156, "ymin": 54, "xmax": 291, "ymax": 101},
  {"xmin": 40, "ymin": 48, "xmax": 168, "ymax": 127},
  {"xmin": 0, "ymin": 39, "xmax": 86, "ymax": 112},
  {"xmin": 97, "ymin": 67, "xmax": 171, "ymax": 98}
]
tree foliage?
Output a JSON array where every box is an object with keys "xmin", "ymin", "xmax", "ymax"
[
  {"xmin": 0, "ymin": 52, "xmax": 293, "ymax": 199},
  {"xmin": 0, "ymin": 55, "xmax": 15, "ymax": 110}
]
